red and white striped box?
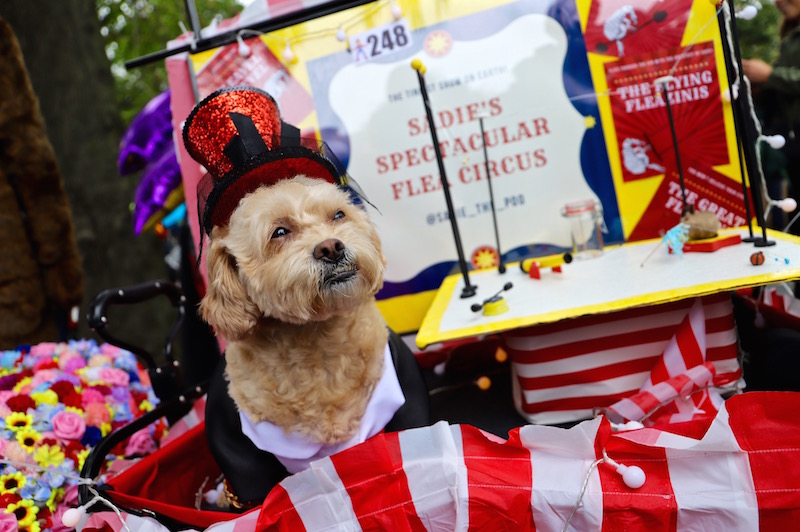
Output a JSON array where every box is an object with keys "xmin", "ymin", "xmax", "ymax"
[{"xmin": 502, "ymin": 292, "xmax": 741, "ymax": 424}]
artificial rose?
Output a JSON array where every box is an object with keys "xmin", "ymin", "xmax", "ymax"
[
  {"xmin": 51, "ymin": 411, "xmax": 86, "ymax": 441},
  {"xmin": 97, "ymin": 367, "xmax": 129, "ymax": 388},
  {"xmin": 50, "ymin": 505, "xmax": 72, "ymax": 532},
  {"xmin": 80, "ymin": 388, "xmax": 105, "ymax": 406},
  {"xmin": 88, "ymin": 355, "xmax": 112, "ymax": 368},
  {"xmin": 62, "ymin": 357, "xmax": 86, "ymax": 374},
  {"xmin": 29, "ymin": 343, "xmax": 58, "ymax": 358},
  {"xmin": 49, "ymin": 381, "xmax": 75, "ymax": 401},
  {"xmin": 30, "ymin": 369, "xmax": 60, "ymax": 389},
  {"xmin": 84, "ymin": 403, "xmax": 110, "ymax": 426},
  {"xmin": 0, "ymin": 511, "xmax": 18, "ymax": 532},
  {"xmin": 61, "ymin": 392, "xmax": 83, "ymax": 409},
  {"xmin": 33, "ymin": 357, "xmax": 58, "ymax": 372},
  {"xmin": 125, "ymin": 428, "xmax": 157, "ymax": 456},
  {"xmin": 4, "ymin": 442, "xmax": 32, "ymax": 464},
  {"xmin": 56, "ymin": 349, "xmax": 81, "ymax": 366},
  {"xmin": 6, "ymin": 394, "xmax": 35, "ymax": 413},
  {"xmin": 100, "ymin": 344, "xmax": 121, "ymax": 357}
]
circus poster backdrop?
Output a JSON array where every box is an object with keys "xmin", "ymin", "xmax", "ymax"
[{"xmin": 166, "ymin": 0, "xmax": 744, "ymax": 333}]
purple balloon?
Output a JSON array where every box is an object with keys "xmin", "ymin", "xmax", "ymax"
[
  {"xmin": 119, "ymin": 90, "xmax": 174, "ymax": 176},
  {"xmin": 132, "ymin": 144, "xmax": 182, "ymax": 234}
]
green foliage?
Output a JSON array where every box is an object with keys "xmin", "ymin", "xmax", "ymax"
[
  {"xmin": 97, "ymin": 0, "xmax": 243, "ymax": 125},
  {"xmin": 735, "ymin": 1, "xmax": 781, "ymax": 63}
]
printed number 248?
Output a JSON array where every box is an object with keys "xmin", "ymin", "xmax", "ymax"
[{"xmin": 366, "ymin": 25, "xmax": 409, "ymax": 58}]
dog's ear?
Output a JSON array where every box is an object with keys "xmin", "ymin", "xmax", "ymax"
[{"xmin": 200, "ymin": 234, "xmax": 260, "ymax": 341}]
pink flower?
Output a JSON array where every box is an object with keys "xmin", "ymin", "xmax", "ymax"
[
  {"xmin": 97, "ymin": 367, "xmax": 129, "ymax": 388},
  {"xmin": 52, "ymin": 410, "xmax": 86, "ymax": 441},
  {"xmin": 61, "ymin": 355, "xmax": 86, "ymax": 374},
  {"xmin": 4, "ymin": 441, "xmax": 32, "ymax": 464},
  {"xmin": 62, "ymin": 484, "xmax": 80, "ymax": 507},
  {"xmin": 85, "ymin": 402, "xmax": 111, "ymax": 426},
  {"xmin": 100, "ymin": 344, "xmax": 122, "ymax": 357},
  {"xmin": 30, "ymin": 342, "xmax": 58, "ymax": 357},
  {"xmin": 125, "ymin": 428, "xmax": 157, "ymax": 456},
  {"xmin": 30, "ymin": 369, "xmax": 60, "ymax": 389},
  {"xmin": 81, "ymin": 388, "xmax": 106, "ymax": 406},
  {"xmin": 0, "ymin": 512, "xmax": 18, "ymax": 532},
  {"xmin": 0, "ymin": 390, "xmax": 14, "ymax": 405},
  {"xmin": 57, "ymin": 350, "xmax": 81, "ymax": 369},
  {"xmin": 50, "ymin": 504, "xmax": 72, "ymax": 532},
  {"xmin": 88, "ymin": 354, "xmax": 112, "ymax": 368}
]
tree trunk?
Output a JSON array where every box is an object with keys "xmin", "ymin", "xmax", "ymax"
[{"xmin": 1, "ymin": 1, "xmax": 174, "ymax": 360}]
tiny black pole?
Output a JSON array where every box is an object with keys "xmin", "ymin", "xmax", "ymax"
[
  {"xmin": 716, "ymin": 3, "xmax": 755, "ymax": 241},
  {"xmin": 656, "ymin": 76, "xmax": 689, "ymax": 214},
  {"xmin": 411, "ymin": 59, "xmax": 477, "ymax": 297},
  {"xmin": 478, "ymin": 115, "xmax": 506, "ymax": 273}
]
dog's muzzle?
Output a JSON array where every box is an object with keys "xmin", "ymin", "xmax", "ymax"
[{"xmin": 315, "ymin": 239, "xmax": 357, "ymax": 286}]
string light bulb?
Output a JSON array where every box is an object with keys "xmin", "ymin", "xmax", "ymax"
[
  {"xmin": 761, "ymin": 134, "xmax": 787, "ymax": 149},
  {"xmin": 236, "ymin": 33, "xmax": 252, "ymax": 58},
  {"xmin": 736, "ymin": 5, "xmax": 759, "ymax": 20},
  {"xmin": 390, "ymin": 0, "xmax": 403, "ymax": 20},
  {"xmin": 282, "ymin": 42, "xmax": 296, "ymax": 63},
  {"xmin": 769, "ymin": 197, "xmax": 798, "ymax": 213},
  {"xmin": 336, "ymin": 26, "xmax": 347, "ymax": 42}
]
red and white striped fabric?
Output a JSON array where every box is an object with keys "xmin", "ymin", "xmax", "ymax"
[
  {"xmin": 760, "ymin": 285, "xmax": 800, "ymax": 318},
  {"xmin": 249, "ymin": 392, "xmax": 800, "ymax": 531},
  {"xmin": 502, "ymin": 293, "xmax": 741, "ymax": 424},
  {"xmin": 605, "ymin": 299, "xmax": 726, "ymax": 426},
  {"xmin": 605, "ymin": 361, "xmax": 720, "ymax": 426}
]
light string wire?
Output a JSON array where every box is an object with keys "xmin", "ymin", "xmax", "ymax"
[
  {"xmin": 561, "ymin": 455, "xmax": 605, "ymax": 532},
  {"xmin": 721, "ymin": 1, "xmax": 785, "ymax": 227},
  {"xmin": 1, "ymin": 457, "xmax": 131, "ymax": 532},
  {"xmin": 236, "ymin": 0, "xmax": 394, "ymax": 54},
  {"xmin": 570, "ymin": 378, "xmax": 742, "ymax": 530}
]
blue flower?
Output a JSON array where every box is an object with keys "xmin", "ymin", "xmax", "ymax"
[
  {"xmin": 42, "ymin": 469, "xmax": 66, "ymax": 489},
  {"xmin": 0, "ymin": 349, "xmax": 21, "ymax": 369},
  {"xmin": 20, "ymin": 479, "xmax": 51, "ymax": 502},
  {"xmin": 113, "ymin": 351, "xmax": 139, "ymax": 372},
  {"xmin": 81, "ymin": 426, "xmax": 103, "ymax": 446},
  {"xmin": 113, "ymin": 403, "xmax": 133, "ymax": 422}
]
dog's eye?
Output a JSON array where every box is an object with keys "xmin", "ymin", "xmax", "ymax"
[
  {"xmin": 333, "ymin": 210, "xmax": 345, "ymax": 221},
  {"xmin": 271, "ymin": 227, "xmax": 290, "ymax": 239}
]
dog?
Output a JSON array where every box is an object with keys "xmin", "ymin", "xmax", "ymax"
[{"xmin": 183, "ymin": 87, "xmax": 429, "ymax": 509}]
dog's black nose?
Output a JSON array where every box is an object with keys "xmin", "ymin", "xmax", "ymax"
[{"xmin": 313, "ymin": 238, "xmax": 345, "ymax": 262}]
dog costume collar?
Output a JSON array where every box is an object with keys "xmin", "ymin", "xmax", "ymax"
[
  {"xmin": 182, "ymin": 86, "xmax": 354, "ymax": 237},
  {"xmin": 238, "ymin": 342, "xmax": 405, "ymax": 474}
]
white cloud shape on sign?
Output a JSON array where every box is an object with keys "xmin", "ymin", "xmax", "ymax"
[{"xmin": 330, "ymin": 13, "xmax": 598, "ymax": 283}]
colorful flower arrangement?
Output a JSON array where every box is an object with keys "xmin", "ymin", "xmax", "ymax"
[{"xmin": 0, "ymin": 340, "xmax": 164, "ymax": 531}]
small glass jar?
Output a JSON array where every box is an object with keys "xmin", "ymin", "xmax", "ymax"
[{"xmin": 561, "ymin": 199, "xmax": 604, "ymax": 259}]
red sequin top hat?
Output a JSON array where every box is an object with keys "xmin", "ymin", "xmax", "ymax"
[{"xmin": 183, "ymin": 86, "xmax": 349, "ymax": 236}]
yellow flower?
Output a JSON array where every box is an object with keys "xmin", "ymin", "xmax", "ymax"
[
  {"xmin": 46, "ymin": 487, "xmax": 64, "ymax": 512},
  {"xmin": 5, "ymin": 412, "xmax": 32, "ymax": 432},
  {"xmin": 100, "ymin": 422, "xmax": 112, "ymax": 436},
  {"xmin": 30, "ymin": 389, "xmax": 58, "ymax": 406},
  {"xmin": 76, "ymin": 448, "xmax": 90, "ymax": 472},
  {"xmin": 12, "ymin": 376, "xmax": 32, "ymax": 393},
  {"xmin": 139, "ymin": 399, "xmax": 154, "ymax": 412},
  {"xmin": 19, "ymin": 521, "xmax": 41, "ymax": 532},
  {"xmin": 15, "ymin": 427, "xmax": 41, "ymax": 453},
  {"xmin": 0, "ymin": 471, "xmax": 26, "ymax": 494},
  {"xmin": 5, "ymin": 499, "xmax": 38, "ymax": 526},
  {"xmin": 64, "ymin": 405, "xmax": 84, "ymax": 416},
  {"xmin": 33, "ymin": 443, "xmax": 65, "ymax": 467}
]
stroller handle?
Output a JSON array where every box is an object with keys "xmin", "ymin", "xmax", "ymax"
[{"xmin": 87, "ymin": 279, "xmax": 186, "ymax": 369}]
